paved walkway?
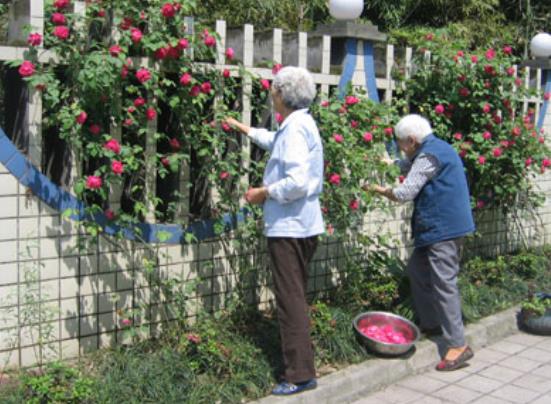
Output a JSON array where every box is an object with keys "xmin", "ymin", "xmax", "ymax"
[{"xmin": 353, "ymin": 332, "xmax": 551, "ymax": 404}]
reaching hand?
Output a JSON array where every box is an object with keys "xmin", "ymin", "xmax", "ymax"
[{"xmin": 245, "ymin": 187, "xmax": 268, "ymax": 204}]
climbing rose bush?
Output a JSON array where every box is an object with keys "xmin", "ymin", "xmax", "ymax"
[{"xmin": 398, "ymin": 36, "xmax": 551, "ymax": 212}]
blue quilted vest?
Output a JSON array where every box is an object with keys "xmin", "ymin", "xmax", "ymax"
[{"xmin": 411, "ymin": 134, "xmax": 475, "ymax": 247}]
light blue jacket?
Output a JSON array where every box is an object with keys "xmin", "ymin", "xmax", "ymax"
[{"xmin": 249, "ymin": 109, "xmax": 325, "ymax": 238}]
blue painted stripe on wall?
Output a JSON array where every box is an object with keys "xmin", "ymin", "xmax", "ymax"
[
  {"xmin": 363, "ymin": 41, "xmax": 380, "ymax": 103},
  {"xmin": 537, "ymin": 70, "xmax": 551, "ymax": 131},
  {"xmin": 0, "ymin": 127, "xmax": 249, "ymax": 244},
  {"xmin": 338, "ymin": 38, "xmax": 358, "ymax": 99}
]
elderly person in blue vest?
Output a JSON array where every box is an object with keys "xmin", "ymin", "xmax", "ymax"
[
  {"xmin": 368, "ymin": 114, "xmax": 475, "ymax": 371},
  {"xmin": 225, "ymin": 66, "xmax": 324, "ymax": 395}
]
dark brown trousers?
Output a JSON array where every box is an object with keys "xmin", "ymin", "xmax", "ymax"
[{"xmin": 267, "ymin": 236, "xmax": 318, "ymax": 383}]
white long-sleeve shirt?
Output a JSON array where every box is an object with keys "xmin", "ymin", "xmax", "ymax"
[{"xmin": 249, "ymin": 109, "xmax": 325, "ymax": 237}]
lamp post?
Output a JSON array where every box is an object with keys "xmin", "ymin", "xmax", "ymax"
[
  {"xmin": 315, "ymin": 0, "xmax": 386, "ymax": 101},
  {"xmin": 522, "ymin": 33, "xmax": 551, "ymax": 134}
]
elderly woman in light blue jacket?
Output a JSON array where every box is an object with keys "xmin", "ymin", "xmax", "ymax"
[{"xmin": 225, "ymin": 66, "xmax": 324, "ymax": 396}]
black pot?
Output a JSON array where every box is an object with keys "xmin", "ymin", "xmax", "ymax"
[{"xmin": 521, "ymin": 307, "xmax": 551, "ymax": 335}]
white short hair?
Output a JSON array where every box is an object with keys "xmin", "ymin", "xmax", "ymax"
[
  {"xmin": 395, "ymin": 114, "xmax": 433, "ymax": 142},
  {"xmin": 272, "ymin": 66, "xmax": 316, "ymax": 110}
]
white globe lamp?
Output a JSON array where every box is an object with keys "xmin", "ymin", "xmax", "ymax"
[
  {"xmin": 530, "ymin": 33, "xmax": 551, "ymax": 58},
  {"xmin": 328, "ymin": 0, "xmax": 364, "ymax": 20}
]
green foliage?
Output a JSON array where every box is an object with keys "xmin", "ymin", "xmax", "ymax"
[
  {"xmin": 509, "ymin": 251, "xmax": 549, "ymax": 279},
  {"xmin": 521, "ymin": 294, "xmax": 551, "ymax": 317},
  {"xmin": 463, "ymin": 256, "xmax": 508, "ymax": 287},
  {"xmin": 397, "ymin": 38, "xmax": 551, "ymax": 213},
  {"xmin": 19, "ymin": 362, "xmax": 94, "ymax": 404}
]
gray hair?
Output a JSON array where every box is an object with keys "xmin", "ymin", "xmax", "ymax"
[
  {"xmin": 272, "ymin": 66, "xmax": 316, "ymax": 110},
  {"xmin": 395, "ymin": 114, "xmax": 433, "ymax": 142}
]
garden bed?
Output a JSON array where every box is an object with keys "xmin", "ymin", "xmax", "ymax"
[{"xmin": 1, "ymin": 247, "xmax": 551, "ymax": 404}]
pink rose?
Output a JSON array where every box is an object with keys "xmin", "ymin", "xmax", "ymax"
[
  {"xmin": 89, "ymin": 124, "xmax": 101, "ymax": 135},
  {"xmin": 434, "ymin": 104, "xmax": 445, "ymax": 114},
  {"xmin": 187, "ymin": 333, "xmax": 201, "ymax": 344},
  {"xmin": 154, "ymin": 46, "xmax": 169, "ymax": 60},
  {"xmin": 134, "ymin": 97, "xmax": 146, "ymax": 107},
  {"xmin": 53, "ymin": 26, "xmax": 70, "ymax": 40},
  {"xmin": 76, "ymin": 111, "xmax": 88, "ymax": 125},
  {"xmin": 363, "ymin": 132, "xmax": 373, "ymax": 142},
  {"xmin": 190, "ymin": 85, "xmax": 201, "ymax": 97},
  {"xmin": 169, "ymin": 138, "xmax": 181, "ymax": 151},
  {"xmin": 204, "ymin": 35, "xmax": 216, "ymax": 47},
  {"xmin": 503, "ymin": 45, "xmax": 513, "ymax": 55},
  {"xmin": 459, "ymin": 149, "xmax": 467, "ymax": 158},
  {"xmin": 384, "ymin": 127, "xmax": 393, "ymax": 137},
  {"xmin": 333, "ymin": 133, "xmax": 344, "ymax": 143},
  {"xmin": 260, "ymin": 79, "xmax": 271, "ymax": 90},
  {"xmin": 130, "ymin": 28, "xmax": 143, "ymax": 44},
  {"xmin": 506, "ymin": 67, "xmax": 515, "ymax": 76},
  {"xmin": 111, "ymin": 160, "xmax": 124, "ymax": 175},
  {"xmin": 483, "ymin": 131, "xmax": 492, "ymax": 140},
  {"xmin": 136, "ymin": 68, "xmax": 152, "ymax": 83},
  {"xmin": 485, "ymin": 48, "xmax": 496, "ymax": 60},
  {"xmin": 51, "ymin": 12, "xmax": 66, "ymax": 25},
  {"xmin": 478, "ymin": 155, "xmax": 486, "ymax": 165},
  {"xmin": 104, "ymin": 139, "xmax": 121, "ymax": 154},
  {"xmin": 471, "ymin": 55, "xmax": 478, "ymax": 63},
  {"xmin": 351, "ymin": 120, "xmax": 359, "ymax": 129},
  {"xmin": 221, "ymin": 122, "xmax": 231, "ymax": 132},
  {"xmin": 146, "ymin": 107, "xmax": 157, "ymax": 121},
  {"xmin": 53, "ymin": 0, "xmax": 70, "ymax": 10},
  {"xmin": 456, "ymin": 50, "xmax": 464, "ymax": 57},
  {"xmin": 86, "ymin": 175, "xmax": 102, "ymax": 189},
  {"xmin": 525, "ymin": 157, "xmax": 533, "ymax": 167},
  {"xmin": 123, "ymin": 118, "xmax": 134, "ymax": 127},
  {"xmin": 539, "ymin": 137, "xmax": 545, "ymax": 144},
  {"xmin": 18, "ymin": 60, "xmax": 35, "ymax": 77},
  {"xmin": 219, "ymin": 171, "xmax": 230, "ymax": 180},
  {"xmin": 223, "ymin": 69, "xmax": 231, "ymax": 78},
  {"xmin": 121, "ymin": 318, "xmax": 132, "ymax": 326},
  {"xmin": 321, "ymin": 100, "xmax": 330, "ymax": 107},
  {"xmin": 275, "ymin": 113, "xmax": 284, "ymax": 124},
  {"xmin": 201, "ymin": 82, "xmax": 212, "ymax": 94},
  {"xmin": 109, "ymin": 45, "xmax": 123, "ymax": 57},
  {"xmin": 328, "ymin": 173, "xmax": 341, "ymax": 185},
  {"xmin": 105, "ymin": 209, "xmax": 116, "ymax": 220},
  {"xmin": 272, "ymin": 64, "xmax": 283, "ymax": 74},
  {"xmin": 500, "ymin": 140, "xmax": 510, "ymax": 148},
  {"xmin": 512, "ymin": 127, "xmax": 521, "ymax": 137},
  {"xmin": 493, "ymin": 115, "xmax": 502, "ymax": 124},
  {"xmin": 27, "ymin": 33, "xmax": 42, "ymax": 46},
  {"xmin": 177, "ymin": 38, "xmax": 189, "ymax": 50},
  {"xmin": 225, "ymin": 48, "xmax": 234, "ymax": 60},
  {"xmin": 180, "ymin": 73, "xmax": 192, "ymax": 86},
  {"xmin": 127, "ymin": 106, "xmax": 135, "ymax": 114},
  {"xmin": 482, "ymin": 103, "xmax": 491, "ymax": 113},
  {"xmin": 161, "ymin": 3, "xmax": 176, "ymax": 18},
  {"xmin": 349, "ymin": 200, "xmax": 359, "ymax": 210},
  {"xmin": 492, "ymin": 148, "xmax": 503, "ymax": 157},
  {"xmin": 453, "ymin": 133, "xmax": 462, "ymax": 140},
  {"xmin": 543, "ymin": 158, "xmax": 551, "ymax": 168},
  {"xmin": 515, "ymin": 78, "xmax": 522, "ymax": 87},
  {"xmin": 425, "ymin": 33, "xmax": 434, "ymax": 41},
  {"xmin": 345, "ymin": 95, "xmax": 360, "ymax": 105}
]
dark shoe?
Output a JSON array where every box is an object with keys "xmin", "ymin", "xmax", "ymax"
[
  {"xmin": 421, "ymin": 326, "xmax": 443, "ymax": 337},
  {"xmin": 436, "ymin": 346, "xmax": 474, "ymax": 371},
  {"xmin": 271, "ymin": 379, "xmax": 317, "ymax": 395}
]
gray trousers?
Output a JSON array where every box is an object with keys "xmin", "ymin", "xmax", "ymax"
[{"xmin": 407, "ymin": 238, "xmax": 466, "ymax": 348}]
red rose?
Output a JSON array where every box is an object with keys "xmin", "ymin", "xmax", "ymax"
[
  {"xmin": 222, "ymin": 69, "xmax": 231, "ymax": 78},
  {"xmin": 109, "ymin": 45, "xmax": 123, "ymax": 57},
  {"xmin": 349, "ymin": 199, "xmax": 359, "ymax": 210},
  {"xmin": 97, "ymin": 9, "xmax": 106, "ymax": 18},
  {"xmin": 104, "ymin": 139, "xmax": 121, "ymax": 154},
  {"xmin": 204, "ymin": 35, "xmax": 216, "ymax": 47},
  {"xmin": 53, "ymin": 0, "xmax": 70, "ymax": 10},
  {"xmin": 111, "ymin": 160, "xmax": 124, "ymax": 175},
  {"xmin": 457, "ymin": 74, "xmax": 466, "ymax": 82},
  {"xmin": 384, "ymin": 127, "xmax": 393, "ymax": 136},
  {"xmin": 161, "ymin": 3, "xmax": 176, "ymax": 18},
  {"xmin": 525, "ymin": 157, "xmax": 533, "ymax": 167},
  {"xmin": 434, "ymin": 104, "xmax": 445, "ymax": 114},
  {"xmin": 18, "ymin": 61, "xmax": 35, "ymax": 77},
  {"xmin": 201, "ymin": 81, "xmax": 212, "ymax": 94},
  {"xmin": 321, "ymin": 100, "xmax": 330, "ymax": 107},
  {"xmin": 478, "ymin": 156, "xmax": 486, "ymax": 165},
  {"xmin": 105, "ymin": 209, "xmax": 116, "ymax": 220},
  {"xmin": 425, "ymin": 33, "xmax": 434, "ymax": 41},
  {"xmin": 134, "ymin": 97, "xmax": 146, "ymax": 107},
  {"xmin": 86, "ymin": 175, "xmax": 102, "ymax": 189},
  {"xmin": 506, "ymin": 67, "xmax": 515, "ymax": 76},
  {"xmin": 272, "ymin": 64, "xmax": 283, "ymax": 75},
  {"xmin": 260, "ymin": 79, "xmax": 271, "ymax": 90},
  {"xmin": 363, "ymin": 132, "xmax": 373, "ymax": 142},
  {"xmin": 119, "ymin": 17, "xmax": 133, "ymax": 30},
  {"xmin": 453, "ymin": 133, "xmax": 462, "ymax": 140},
  {"xmin": 485, "ymin": 48, "xmax": 496, "ymax": 60},
  {"xmin": 154, "ymin": 46, "xmax": 169, "ymax": 60},
  {"xmin": 333, "ymin": 133, "xmax": 344, "ymax": 143},
  {"xmin": 503, "ymin": 45, "xmax": 513, "ymax": 55},
  {"xmin": 177, "ymin": 38, "xmax": 189, "ymax": 50},
  {"xmin": 89, "ymin": 124, "xmax": 101, "ymax": 135},
  {"xmin": 136, "ymin": 68, "xmax": 152, "ymax": 83},
  {"xmin": 471, "ymin": 55, "xmax": 478, "ymax": 63},
  {"xmin": 219, "ymin": 171, "xmax": 230, "ymax": 180},
  {"xmin": 512, "ymin": 127, "xmax": 521, "ymax": 137},
  {"xmin": 328, "ymin": 173, "xmax": 341, "ymax": 185},
  {"xmin": 27, "ymin": 33, "xmax": 42, "ymax": 46},
  {"xmin": 345, "ymin": 95, "xmax": 360, "ymax": 105},
  {"xmin": 130, "ymin": 28, "xmax": 143, "ymax": 44},
  {"xmin": 482, "ymin": 103, "xmax": 491, "ymax": 113},
  {"xmin": 190, "ymin": 85, "xmax": 201, "ymax": 97},
  {"xmin": 76, "ymin": 111, "xmax": 88, "ymax": 125},
  {"xmin": 225, "ymin": 48, "xmax": 234, "ymax": 60},
  {"xmin": 180, "ymin": 73, "xmax": 192, "ymax": 86},
  {"xmin": 275, "ymin": 113, "xmax": 284, "ymax": 124},
  {"xmin": 161, "ymin": 157, "xmax": 170, "ymax": 167},
  {"xmin": 169, "ymin": 138, "xmax": 181, "ymax": 151},
  {"xmin": 146, "ymin": 108, "xmax": 157, "ymax": 121},
  {"xmin": 459, "ymin": 87, "xmax": 470, "ymax": 97},
  {"xmin": 484, "ymin": 65, "xmax": 494, "ymax": 75},
  {"xmin": 492, "ymin": 148, "xmax": 503, "ymax": 158},
  {"xmin": 483, "ymin": 131, "xmax": 492, "ymax": 140},
  {"xmin": 53, "ymin": 26, "xmax": 70, "ymax": 40},
  {"xmin": 51, "ymin": 12, "xmax": 66, "ymax": 25}
]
